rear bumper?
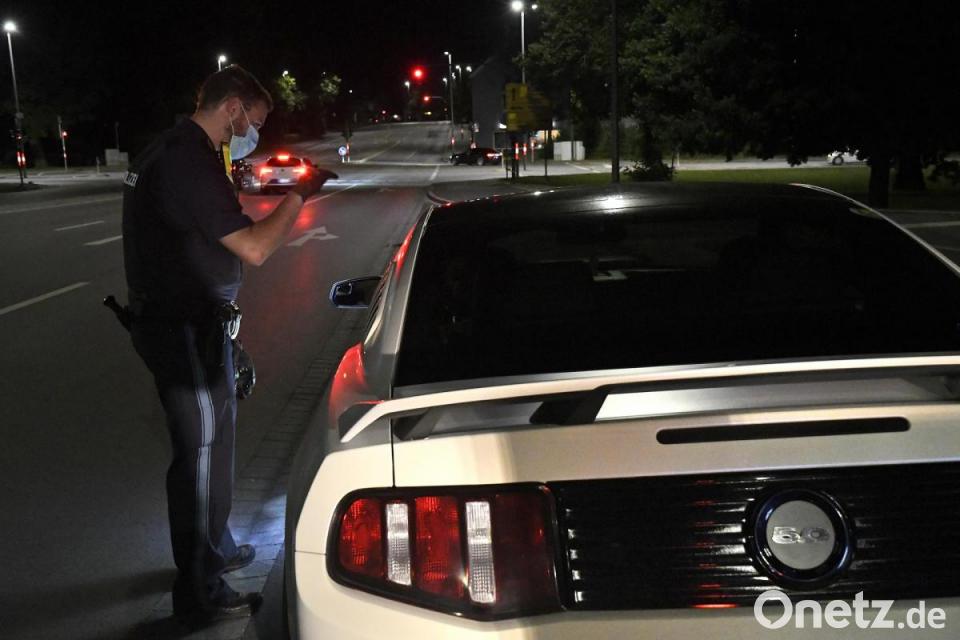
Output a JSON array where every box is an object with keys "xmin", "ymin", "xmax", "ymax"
[{"xmin": 293, "ymin": 551, "xmax": 960, "ymax": 639}]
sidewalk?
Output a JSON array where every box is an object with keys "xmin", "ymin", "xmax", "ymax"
[{"xmin": 0, "ymin": 166, "xmax": 127, "ymax": 185}]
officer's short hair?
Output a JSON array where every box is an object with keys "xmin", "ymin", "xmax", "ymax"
[{"xmin": 197, "ymin": 65, "xmax": 274, "ymax": 112}]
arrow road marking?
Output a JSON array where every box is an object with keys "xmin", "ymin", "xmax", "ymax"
[
  {"xmin": 56, "ymin": 220, "xmax": 104, "ymax": 231},
  {"xmin": 84, "ymin": 235, "xmax": 123, "ymax": 246},
  {"xmin": 287, "ymin": 226, "xmax": 339, "ymax": 247},
  {"xmin": 0, "ymin": 282, "xmax": 90, "ymax": 317}
]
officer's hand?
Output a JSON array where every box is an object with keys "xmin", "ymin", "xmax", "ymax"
[{"xmin": 293, "ymin": 167, "xmax": 339, "ymax": 201}]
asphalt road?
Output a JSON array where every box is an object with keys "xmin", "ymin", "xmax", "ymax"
[
  {"xmin": 2, "ymin": 121, "xmax": 960, "ymax": 640},
  {"xmin": 0, "ymin": 121, "xmax": 476, "ymax": 640}
]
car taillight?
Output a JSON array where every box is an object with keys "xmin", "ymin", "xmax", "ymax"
[
  {"xmin": 293, "ymin": 166, "xmax": 308, "ymax": 175},
  {"xmin": 329, "ymin": 485, "xmax": 561, "ymax": 620},
  {"xmin": 485, "ymin": 152, "xmax": 496, "ymax": 158},
  {"xmin": 260, "ymin": 167, "xmax": 273, "ymax": 177}
]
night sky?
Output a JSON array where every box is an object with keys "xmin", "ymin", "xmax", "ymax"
[{"xmin": 0, "ymin": 0, "xmax": 524, "ymax": 154}]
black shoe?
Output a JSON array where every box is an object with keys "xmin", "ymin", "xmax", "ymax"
[
  {"xmin": 175, "ymin": 588, "xmax": 263, "ymax": 628},
  {"xmin": 224, "ymin": 544, "xmax": 256, "ymax": 573}
]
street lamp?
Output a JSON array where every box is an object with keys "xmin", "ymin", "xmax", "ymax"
[
  {"xmin": 4, "ymin": 20, "xmax": 25, "ymax": 186},
  {"xmin": 510, "ymin": 2, "xmax": 537, "ymax": 84},
  {"xmin": 217, "ymin": 54, "xmax": 227, "ymax": 70}
]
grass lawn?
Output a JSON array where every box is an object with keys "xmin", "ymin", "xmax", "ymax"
[{"xmin": 509, "ymin": 166, "xmax": 960, "ymax": 211}]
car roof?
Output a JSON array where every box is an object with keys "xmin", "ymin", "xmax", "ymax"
[{"xmin": 428, "ymin": 182, "xmax": 865, "ymax": 225}]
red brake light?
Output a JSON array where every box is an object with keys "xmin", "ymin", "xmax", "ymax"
[
  {"xmin": 276, "ymin": 153, "xmax": 290, "ymax": 161},
  {"xmin": 338, "ymin": 497, "xmax": 384, "ymax": 579},
  {"xmin": 259, "ymin": 167, "xmax": 273, "ymax": 177},
  {"xmin": 414, "ymin": 496, "xmax": 464, "ymax": 598},
  {"xmin": 330, "ymin": 486, "xmax": 560, "ymax": 620},
  {"xmin": 293, "ymin": 166, "xmax": 308, "ymax": 175}
]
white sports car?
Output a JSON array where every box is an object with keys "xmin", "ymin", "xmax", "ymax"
[{"xmin": 284, "ymin": 183, "xmax": 960, "ymax": 639}]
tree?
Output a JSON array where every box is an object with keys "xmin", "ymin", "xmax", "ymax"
[
  {"xmin": 529, "ymin": 0, "xmax": 960, "ymax": 206},
  {"xmin": 275, "ymin": 72, "xmax": 307, "ymax": 112},
  {"xmin": 311, "ymin": 72, "xmax": 341, "ymax": 133},
  {"xmin": 526, "ymin": 0, "xmax": 613, "ymax": 142}
]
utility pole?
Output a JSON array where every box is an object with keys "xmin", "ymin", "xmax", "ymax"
[
  {"xmin": 611, "ymin": 0, "xmax": 620, "ymax": 183},
  {"xmin": 114, "ymin": 121, "xmax": 120, "ymax": 150},
  {"xmin": 57, "ymin": 116, "xmax": 68, "ymax": 170},
  {"xmin": 444, "ymin": 51, "xmax": 455, "ymax": 126},
  {"xmin": 5, "ymin": 21, "xmax": 25, "ymax": 186}
]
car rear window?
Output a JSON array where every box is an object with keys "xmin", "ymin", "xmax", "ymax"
[
  {"xmin": 266, "ymin": 156, "xmax": 302, "ymax": 167},
  {"xmin": 394, "ymin": 200, "xmax": 960, "ymax": 386}
]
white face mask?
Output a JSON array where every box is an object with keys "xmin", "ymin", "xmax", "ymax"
[{"xmin": 229, "ymin": 103, "xmax": 259, "ymax": 159}]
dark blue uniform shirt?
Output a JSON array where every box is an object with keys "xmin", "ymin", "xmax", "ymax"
[{"xmin": 122, "ymin": 118, "xmax": 253, "ymax": 321}]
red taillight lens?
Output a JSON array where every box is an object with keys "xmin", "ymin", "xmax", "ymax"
[
  {"xmin": 329, "ymin": 486, "xmax": 560, "ymax": 620},
  {"xmin": 338, "ymin": 497, "xmax": 384, "ymax": 579},
  {"xmin": 259, "ymin": 167, "xmax": 273, "ymax": 177},
  {"xmin": 293, "ymin": 166, "xmax": 308, "ymax": 175},
  {"xmin": 415, "ymin": 496, "xmax": 464, "ymax": 598}
]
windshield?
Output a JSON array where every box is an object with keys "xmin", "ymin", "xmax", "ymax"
[{"xmin": 395, "ymin": 200, "xmax": 960, "ymax": 386}]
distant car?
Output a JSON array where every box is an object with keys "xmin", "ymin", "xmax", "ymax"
[
  {"xmin": 827, "ymin": 150, "xmax": 860, "ymax": 165},
  {"xmin": 285, "ymin": 183, "xmax": 960, "ymax": 639},
  {"xmin": 450, "ymin": 147, "xmax": 502, "ymax": 166},
  {"xmin": 231, "ymin": 159, "xmax": 254, "ymax": 190},
  {"xmin": 258, "ymin": 154, "xmax": 312, "ymax": 194}
]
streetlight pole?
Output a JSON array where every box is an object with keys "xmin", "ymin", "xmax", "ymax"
[
  {"xmin": 4, "ymin": 21, "xmax": 25, "ymax": 186},
  {"xmin": 511, "ymin": 2, "xmax": 537, "ymax": 84},
  {"xmin": 443, "ymin": 51, "xmax": 455, "ymax": 125}
]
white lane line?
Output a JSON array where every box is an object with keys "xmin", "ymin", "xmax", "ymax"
[
  {"xmin": 429, "ymin": 166, "xmax": 440, "ymax": 182},
  {"xmin": 901, "ymin": 221, "xmax": 960, "ymax": 229},
  {"xmin": 0, "ymin": 282, "xmax": 90, "ymax": 317},
  {"xmin": 55, "ymin": 220, "xmax": 104, "ymax": 232},
  {"xmin": 303, "ymin": 184, "xmax": 358, "ymax": 204},
  {"xmin": 933, "ymin": 246, "xmax": 960, "ymax": 252},
  {"xmin": 0, "ymin": 195, "xmax": 121, "ymax": 216},
  {"xmin": 84, "ymin": 234, "xmax": 123, "ymax": 246},
  {"xmin": 356, "ymin": 140, "xmax": 401, "ymax": 163}
]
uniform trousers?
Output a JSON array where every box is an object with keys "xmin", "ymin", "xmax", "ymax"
[{"xmin": 131, "ymin": 318, "xmax": 239, "ymax": 609}]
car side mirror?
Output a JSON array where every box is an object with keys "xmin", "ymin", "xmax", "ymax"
[{"xmin": 330, "ymin": 277, "xmax": 380, "ymax": 308}]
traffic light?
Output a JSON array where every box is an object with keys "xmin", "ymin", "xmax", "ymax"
[
  {"xmin": 411, "ymin": 67, "xmax": 425, "ymax": 82},
  {"xmin": 423, "ymin": 95, "xmax": 431, "ymax": 103}
]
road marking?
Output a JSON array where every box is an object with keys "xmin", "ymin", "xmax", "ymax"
[
  {"xmin": 0, "ymin": 195, "xmax": 121, "ymax": 216},
  {"xmin": 55, "ymin": 220, "xmax": 104, "ymax": 231},
  {"xmin": 570, "ymin": 163, "xmax": 594, "ymax": 172},
  {"xmin": 287, "ymin": 226, "xmax": 339, "ymax": 247},
  {"xmin": 429, "ymin": 166, "xmax": 440, "ymax": 182},
  {"xmin": 356, "ymin": 140, "xmax": 401, "ymax": 163},
  {"xmin": 933, "ymin": 245, "xmax": 960, "ymax": 252},
  {"xmin": 0, "ymin": 282, "xmax": 90, "ymax": 317},
  {"xmin": 901, "ymin": 221, "xmax": 960, "ymax": 229},
  {"xmin": 84, "ymin": 234, "xmax": 123, "ymax": 246},
  {"xmin": 302, "ymin": 183, "xmax": 357, "ymax": 203}
]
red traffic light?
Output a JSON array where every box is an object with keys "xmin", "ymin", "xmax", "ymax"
[
  {"xmin": 62, "ymin": 131, "xmax": 68, "ymax": 138},
  {"xmin": 412, "ymin": 67, "xmax": 425, "ymax": 81},
  {"xmin": 423, "ymin": 95, "xmax": 431, "ymax": 103}
]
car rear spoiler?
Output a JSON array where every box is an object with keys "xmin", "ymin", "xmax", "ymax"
[{"xmin": 338, "ymin": 355, "xmax": 960, "ymax": 443}]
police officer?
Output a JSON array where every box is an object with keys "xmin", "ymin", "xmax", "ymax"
[{"xmin": 122, "ymin": 65, "xmax": 336, "ymax": 625}]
